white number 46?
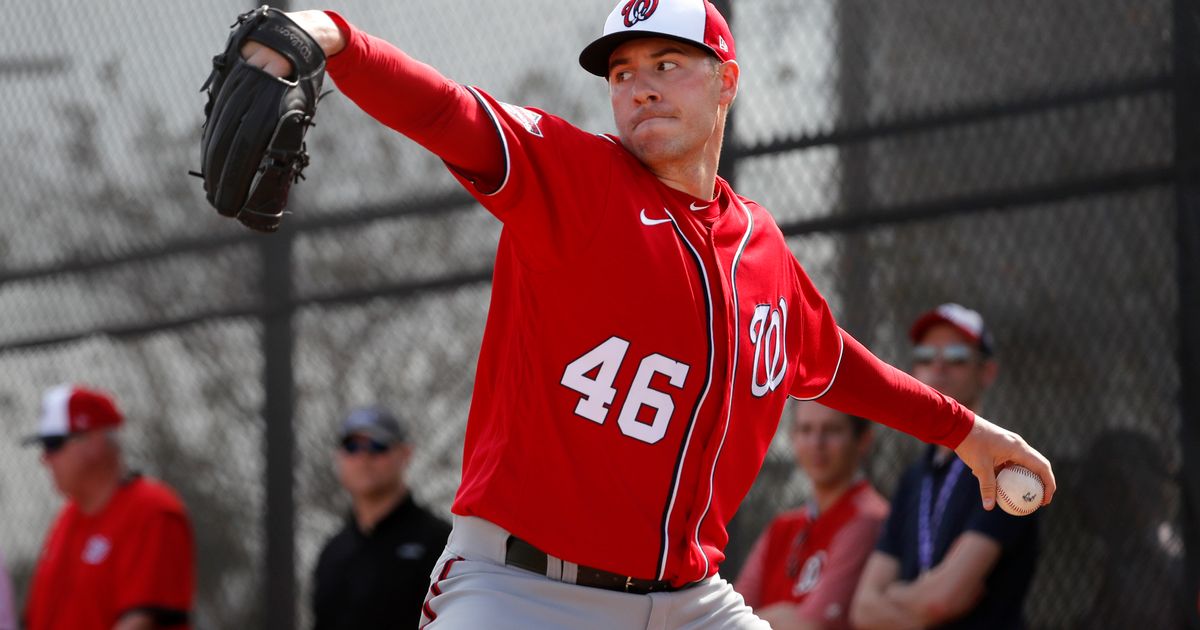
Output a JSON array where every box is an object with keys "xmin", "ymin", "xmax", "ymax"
[{"xmin": 560, "ymin": 336, "xmax": 690, "ymax": 444}]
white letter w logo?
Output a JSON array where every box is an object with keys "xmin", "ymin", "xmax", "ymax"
[{"xmin": 749, "ymin": 298, "xmax": 788, "ymax": 398}]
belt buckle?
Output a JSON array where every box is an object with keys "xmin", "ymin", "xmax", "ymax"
[{"xmin": 623, "ymin": 575, "xmax": 634, "ymax": 592}]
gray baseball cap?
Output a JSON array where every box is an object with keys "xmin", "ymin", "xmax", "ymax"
[{"xmin": 339, "ymin": 406, "xmax": 407, "ymax": 445}]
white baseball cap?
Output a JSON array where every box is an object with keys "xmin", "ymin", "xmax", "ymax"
[
  {"xmin": 579, "ymin": 0, "xmax": 736, "ymax": 77},
  {"xmin": 909, "ymin": 303, "xmax": 996, "ymax": 356},
  {"xmin": 22, "ymin": 384, "xmax": 124, "ymax": 446}
]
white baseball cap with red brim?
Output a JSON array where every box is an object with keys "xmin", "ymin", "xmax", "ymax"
[
  {"xmin": 909, "ymin": 303, "xmax": 996, "ymax": 356},
  {"xmin": 22, "ymin": 384, "xmax": 124, "ymax": 446},
  {"xmin": 579, "ymin": 0, "xmax": 736, "ymax": 77}
]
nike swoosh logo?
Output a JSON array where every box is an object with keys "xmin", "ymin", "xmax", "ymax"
[
  {"xmin": 689, "ymin": 202, "xmax": 710, "ymax": 211},
  {"xmin": 640, "ymin": 209, "xmax": 672, "ymax": 226}
]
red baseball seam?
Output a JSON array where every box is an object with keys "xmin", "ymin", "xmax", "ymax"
[{"xmin": 999, "ymin": 467, "xmax": 1043, "ymax": 513}]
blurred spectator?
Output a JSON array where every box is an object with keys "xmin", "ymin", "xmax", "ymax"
[
  {"xmin": 312, "ymin": 406, "xmax": 451, "ymax": 630},
  {"xmin": 735, "ymin": 402, "xmax": 887, "ymax": 630},
  {"xmin": 851, "ymin": 304, "xmax": 1039, "ymax": 629},
  {"xmin": 23, "ymin": 384, "xmax": 195, "ymax": 630},
  {"xmin": 1076, "ymin": 430, "xmax": 1184, "ymax": 629},
  {"xmin": 0, "ymin": 547, "xmax": 14, "ymax": 630}
]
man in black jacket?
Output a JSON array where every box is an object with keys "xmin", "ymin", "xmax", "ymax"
[{"xmin": 313, "ymin": 407, "xmax": 450, "ymax": 630}]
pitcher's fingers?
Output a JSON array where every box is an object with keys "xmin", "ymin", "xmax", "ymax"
[
  {"xmin": 1023, "ymin": 450, "xmax": 1056, "ymax": 505},
  {"xmin": 240, "ymin": 40, "xmax": 265, "ymax": 61},
  {"xmin": 975, "ymin": 463, "xmax": 997, "ymax": 511},
  {"xmin": 240, "ymin": 42, "xmax": 294, "ymax": 78},
  {"xmin": 253, "ymin": 50, "xmax": 293, "ymax": 77}
]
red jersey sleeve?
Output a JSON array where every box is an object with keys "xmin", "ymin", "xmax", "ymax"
[
  {"xmin": 113, "ymin": 506, "xmax": 194, "ymax": 620},
  {"xmin": 322, "ymin": 12, "xmax": 613, "ymax": 267},
  {"xmin": 787, "ymin": 258, "xmax": 845, "ymax": 400},
  {"xmin": 323, "ymin": 12, "xmax": 505, "ymax": 192},
  {"xmin": 819, "ymin": 331, "xmax": 975, "ymax": 448},
  {"xmin": 442, "ymin": 89, "xmax": 617, "ymax": 266}
]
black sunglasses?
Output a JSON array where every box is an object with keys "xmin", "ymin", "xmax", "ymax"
[
  {"xmin": 41, "ymin": 435, "xmax": 76, "ymax": 455},
  {"xmin": 340, "ymin": 436, "xmax": 391, "ymax": 455}
]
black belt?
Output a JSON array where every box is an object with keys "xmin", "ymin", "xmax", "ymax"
[{"xmin": 504, "ymin": 536, "xmax": 682, "ymax": 594}]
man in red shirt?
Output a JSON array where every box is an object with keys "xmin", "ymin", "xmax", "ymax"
[
  {"xmin": 237, "ymin": 1, "xmax": 1054, "ymax": 627},
  {"xmin": 736, "ymin": 403, "xmax": 887, "ymax": 630},
  {"xmin": 23, "ymin": 385, "xmax": 194, "ymax": 630}
]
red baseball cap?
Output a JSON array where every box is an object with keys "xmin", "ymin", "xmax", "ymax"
[
  {"xmin": 579, "ymin": 0, "xmax": 736, "ymax": 77},
  {"xmin": 909, "ymin": 303, "xmax": 996, "ymax": 356},
  {"xmin": 22, "ymin": 384, "xmax": 124, "ymax": 445}
]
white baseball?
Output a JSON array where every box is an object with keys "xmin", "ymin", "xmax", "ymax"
[{"xmin": 996, "ymin": 465, "xmax": 1044, "ymax": 516}]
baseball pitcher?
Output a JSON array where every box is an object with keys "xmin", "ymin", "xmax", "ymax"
[{"xmin": 202, "ymin": 1, "xmax": 1056, "ymax": 627}]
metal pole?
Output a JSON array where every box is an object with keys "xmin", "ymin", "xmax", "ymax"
[
  {"xmin": 261, "ymin": 222, "xmax": 296, "ymax": 630},
  {"xmin": 258, "ymin": 5, "xmax": 295, "ymax": 630},
  {"xmin": 835, "ymin": 0, "xmax": 872, "ymax": 337},
  {"xmin": 1175, "ymin": 0, "xmax": 1200, "ymax": 626}
]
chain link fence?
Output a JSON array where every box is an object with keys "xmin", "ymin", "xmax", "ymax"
[{"xmin": 1, "ymin": 0, "xmax": 1194, "ymax": 629}]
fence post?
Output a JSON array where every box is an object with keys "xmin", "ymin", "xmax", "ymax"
[
  {"xmin": 1175, "ymin": 0, "xmax": 1200, "ymax": 626},
  {"xmin": 261, "ymin": 222, "xmax": 296, "ymax": 630},
  {"xmin": 256, "ymin": 4, "xmax": 295, "ymax": 630},
  {"xmin": 835, "ymin": 1, "xmax": 872, "ymax": 336}
]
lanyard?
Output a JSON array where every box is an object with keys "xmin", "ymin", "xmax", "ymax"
[{"xmin": 918, "ymin": 457, "xmax": 965, "ymax": 571}]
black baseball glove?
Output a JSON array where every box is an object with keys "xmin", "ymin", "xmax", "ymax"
[{"xmin": 194, "ymin": 6, "xmax": 326, "ymax": 232}]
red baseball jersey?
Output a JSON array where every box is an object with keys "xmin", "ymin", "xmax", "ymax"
[
  {"xmin": 25, "ymin": 476, "xmax": 194, "ymax": 630},
  {"xmin": 439, "ymin": 88, "xmax": 844, "ymax": 585},
  {"xmin": 323, "ymin": 13, "xmax": 974, "ymax": 588},
  {"xmin": 736, "ymin": 481, "xmax": 888, "ymax": 628}
]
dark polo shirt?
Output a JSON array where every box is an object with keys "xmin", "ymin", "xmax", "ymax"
[
  {"xmin": 877, "ymin": 445, "xmax": 1039, "ymax": 630},
  {"xmin": 313, "ymin": 495, "xmax": 451, "ymax": 630}
]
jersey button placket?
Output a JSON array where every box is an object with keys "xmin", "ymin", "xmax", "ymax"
[{"xmin": 705, "ymin": 235, "xmax": 736, "ymax": 415}]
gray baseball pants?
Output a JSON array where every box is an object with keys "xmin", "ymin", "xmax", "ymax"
[{"xmin": 419, "ymin": 515, "xmax": 770, "ymax": 629}]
